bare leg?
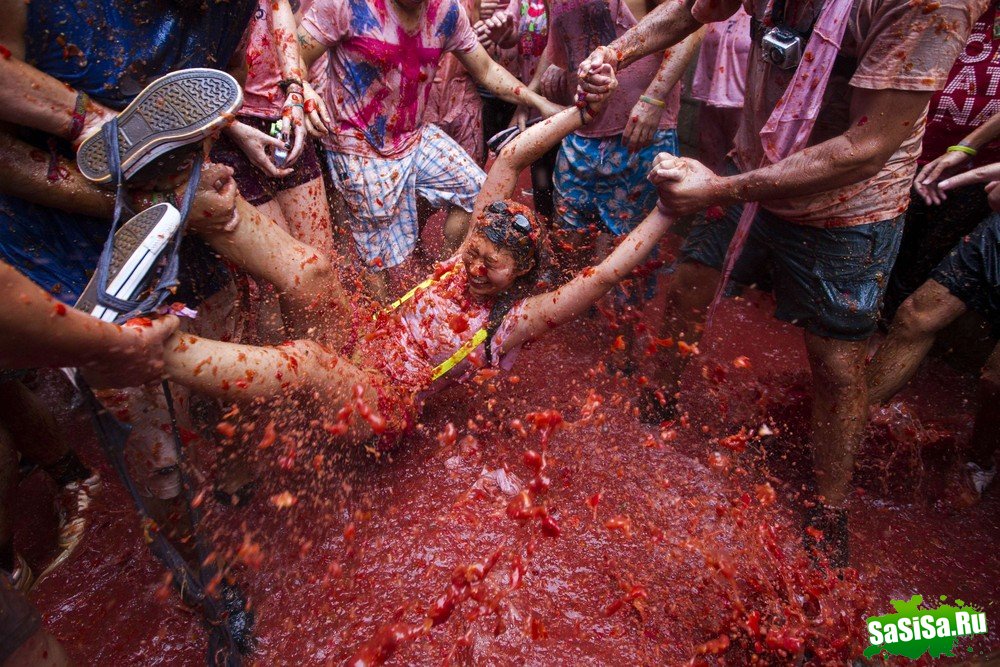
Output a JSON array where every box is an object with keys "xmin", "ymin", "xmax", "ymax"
[
  {"xmin": 805, "ymin": 333, "xmax": 870, "ymax": 507},
  {"xmin": 443, "ymin": 205, "xmax": 471, "ymax": 250},
  {"xmin": 0, "ymin": 382, "xmax": 69, "ymax": 471},
  {"xmin": 648, "ymin": 261, "xmax": 720, "ymax": 394},
  {"xmin": 6, "ymin": 626, "xmax": 71, "ymax": 667},
  {"xmin": 163, "ymin": 334, "xmax": 386, "ymax": 443},
  {"xmin": 866, "ymin": 280, "xmax": 967, "ymax": 404},
  {"xmin": 198, "ymin": 197, "xmax": 349, "ymax": 347},
  {"xmin": 274, "ymin": 176, "xmax": 336, "ymax": 260},
  {"xmin": 970, "ymin": 342, "xmax": 1000, "ymax": 469}
]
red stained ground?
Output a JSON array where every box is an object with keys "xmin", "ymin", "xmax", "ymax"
[
  {"xmin": 15, "ymin": 265, "xmax": 1000, "ymax": 665},
  {"xmin": 11, "ymin": 161, "xmax": 1000, "ymax": 664}
]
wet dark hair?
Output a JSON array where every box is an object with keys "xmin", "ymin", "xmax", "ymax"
[{"xmin": 473, "ymin": 200, "xmax": 553, "ymax": 363}]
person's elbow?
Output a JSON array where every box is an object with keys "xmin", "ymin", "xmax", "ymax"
[{"xmin": 842, "ymin": 134, "xmax": 899, "ymax": 182}]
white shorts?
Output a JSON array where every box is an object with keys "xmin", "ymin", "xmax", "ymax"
[{"xmin": 326, "ymin": 124, "xmax": 486, "ymax": 269}]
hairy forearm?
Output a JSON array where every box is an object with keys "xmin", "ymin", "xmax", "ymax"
[
  {"xmin": 717, "ymin": 133, "xmax": 894, "ymax": 206},
  {"xmin": 480, "ymin": 59, "xmax": 549, "ymax": 109},
  {"xmin": 611, "ymin": 0, "xmax": 702, "ymax": 70},
  {"xmin": 961, "ymin": 112, "xmax": 1000, "ymax": 151},
  {"xmin": 0, "ymin": 56, "xmax": 110, "ymax": 142},
  {"xmin": 0, "ymin": 262, "xmax": 130, "ymax": 369}
]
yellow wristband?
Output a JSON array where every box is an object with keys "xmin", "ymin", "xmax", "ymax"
[
  {"xmin": 639, "ymin": 95, "xmax": 665, "ymax": 108},
  {"xmin": 947, "ymin": 144, "xmax": 978, "ymax": 156}
]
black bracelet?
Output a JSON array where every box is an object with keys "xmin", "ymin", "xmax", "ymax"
[{"xmin": 278, "ymin": 78, "xmax": 304, "ymax": 92}]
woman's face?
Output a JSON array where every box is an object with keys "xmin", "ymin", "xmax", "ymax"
[{"xmin": 462, "ymin": 234, "xmax": 525, "ymax": 298}]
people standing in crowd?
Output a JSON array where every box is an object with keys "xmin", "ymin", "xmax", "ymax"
[
  {"xmin": 296, "ymin": 0, "xmax": 561, "ymax": 299},
  {"xmin": 577, "ymin": 0, "xmax": 988, "ymax": 566},
  {"xmin": 689, "ymin": 6, "xmax": 752, "ymax": 173},
  {"xmin": 883, "ymin": 0, "xmax": 1000, "ymax": 320}
]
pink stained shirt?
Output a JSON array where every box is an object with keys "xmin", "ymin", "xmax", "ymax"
[
  {"xmin": 548, "ymin": 0, "xmax": 680, "ymax": 138},
  {"xmin": 302, "ymin": 0, "xmax": 480, "ymax": 158},
  {"xmin": 501, "ymin": 0, "xmax": 550, "ymax": 83},
  {"xmin": 242, "ymin": 0, "xmax": 285, "ymax": 118},
  {"xmin": 359, "ymin": 256, "xmax": 524, "ymax": 399},
  {"xmin": 690, "ymin": 7, "xmax": 752, "ymax": 109},
  {"xmin": 726, "ymin": 0, "xmax": 987, "ymax": 227}
]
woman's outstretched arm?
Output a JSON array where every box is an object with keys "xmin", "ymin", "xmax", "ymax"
[
  {"xmin": 499, "ymin": 205, "xmax": 675, "ymax": 353},
  {"xmin": 473, "ymin": 65, "xmax": 618, "ymax": 216}
]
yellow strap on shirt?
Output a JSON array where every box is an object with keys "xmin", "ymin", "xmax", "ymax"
[
  {"xmin": 379, "ymin": 268, "xmax": 489, "ymax": 381},
  {"xmin": 432, "ymin": 327, "xmax": 488, "ymax": 380}
]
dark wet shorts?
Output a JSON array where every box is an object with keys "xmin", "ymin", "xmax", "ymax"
[
  {"xmin": 0, "ymin": 573, "xmax": 41, "ymax": 663},
  {"xmin": 209, "ymin": 114, "xmax": 323, "ymax": 207},
  {"xmin": 0, "ymin": 194, "xmax": 231, "ymax": 306},
  {"xmin": 931, "ymin": 212, "xmax": 1000, "ymax": 336},
  {"xmin": 680, "ymin": 201, "xmax": 904, "ymax": 341}
]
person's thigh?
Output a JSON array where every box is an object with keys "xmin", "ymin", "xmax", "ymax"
[
  {"xmin": 678, "ymin": 199, "xmax": 772, "ymax": 291},
  {"xmin": 0, "ymin": 573, "xmax": 41, "ymax": 664},
  {"xmin": 767, "ymin": 213, "xmax": 904, "ymax": 341},
  {"xmin": 274, "ymin": 175, "xmax": 336, "ymax": 259},
  {"xmin": 931, "ymin": 212, "xmax": 1000, "ymax": 336},
  {"xmin": 412, "ymin": 124, "xmax": 485, "ymax": 213}
]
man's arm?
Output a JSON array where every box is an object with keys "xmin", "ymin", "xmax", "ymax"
[
  {"xmin": 0, "ymin": 52, "xmax": 114, "ymax": 146},
  {"xmin": 456, "ymin": 44, "xmax": 563, "ymax": 118},
  {"xmin": 583, "ymin": 0, "xmax": 710, "ymax": 76},
  {"xmin": 0, "ymin": 261, "xmax": 179, "ymax": 387},
  {"xmin": 653, "ymin": 87, "xmax": 935, "ymax": 215}
]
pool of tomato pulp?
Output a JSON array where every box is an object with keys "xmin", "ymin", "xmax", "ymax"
[{"xmin": 16, "ymin": 231, "xmax": 1000, "ymax": 665}]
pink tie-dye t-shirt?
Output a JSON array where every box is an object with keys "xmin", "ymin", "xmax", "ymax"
[{"xmin": 302, "ymin": 0, "xmax": 480, "ymax": 157}]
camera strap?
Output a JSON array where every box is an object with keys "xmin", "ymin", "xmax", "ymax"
[{"xmin": 768, "ymin": 0, "xmax": 822, "ymax": 35}]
